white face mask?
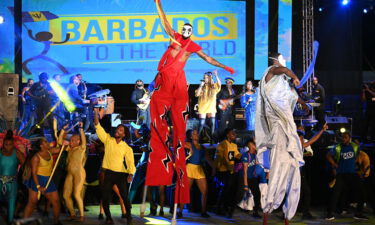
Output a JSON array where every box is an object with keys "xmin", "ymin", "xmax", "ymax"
[
  {"xmin": 278, "ymin": 55, "xmax": 287, "ymax": 67},
  {"xmin": 181, "ymin": 25, "xmax": 192, "ymax": 38}
]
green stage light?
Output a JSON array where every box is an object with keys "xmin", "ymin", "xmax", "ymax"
[{"xmin": 49, "ymin": 80, "xmax": 76, "ymax": 112}]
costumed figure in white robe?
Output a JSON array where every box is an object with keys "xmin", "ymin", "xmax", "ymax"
[{"xmin": 255, "ymin": 53, "xmax": 307, "ymax": 225}]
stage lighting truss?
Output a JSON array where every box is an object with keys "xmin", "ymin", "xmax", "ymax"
[{"xmin": 302, "ymin": 0, "xmax": 314, "ymax": 96}]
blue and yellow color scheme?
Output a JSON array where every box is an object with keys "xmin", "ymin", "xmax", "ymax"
[{"xmin": 20, "ymin": 0, "xmax": 245, "ymax": 84}]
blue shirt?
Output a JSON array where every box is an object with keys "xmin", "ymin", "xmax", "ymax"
[
  {"xmin": 330, "ymin": 144, "xmax": 356, "ymax": 174},
  {"xmin": 241, "ymin": 152, "xmax": 257, "ymax": 178},
  {"xmin": 187, "ymin": 144, "xmax": 205, "ymax": 165}
]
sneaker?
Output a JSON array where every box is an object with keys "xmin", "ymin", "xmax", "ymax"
[
  {"xmin": 325, "ymin": 214, "xmax": 335, "ymax": 221},
  {"xmin": 340, "ymin": 210, "xmax": 348, "ymax": 215},
  {"xmin": 353, "ymin": 214, "xmax": 369, "ymax": 220},
  {"xmin": 105, "ymin": 217, "xmax": 114, "ymax": 224},
  {"xmin": 98, "ymin": 214, "xmax": 104, "ymax": 220},
  {"xmin": 302, "ymin": 212, "xmax": 315, "ymax": 220},
  {"xmin": 159, "ymin": 210, "xmax": 164, "ymax": 216},
  {"xmin": 177, "ymin": 212, "xmax": 183, "ymax": 219},
  {"xmin": 201, "ymin": 212, "xmax": 210, "ymax": 218},
  {"xmin": 121, "ymin": 213, "xmax": 127, "ymax": 218}
]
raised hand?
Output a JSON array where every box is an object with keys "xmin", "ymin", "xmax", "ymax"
[{"xmin": 224, "ymin": 66, "xmax": 235, "ymax": 75}]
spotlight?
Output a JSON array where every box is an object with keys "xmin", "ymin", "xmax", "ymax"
[
  {"xmin": 0, "ymin": 16, "xmax": 4, "ymax": 24},
  {"xmin": 340, "ymin": 127, "xmax": 346, "ymax": 133},
  {"xmin": 341, "ymin": 0, "xmax": 350, "ymax": 6},
  {"xmin": 318, "ymin": 8, "xmax": 323, "ymax": 12},
  {"xmin": 363, "ymin": 8, "xmax": 368, "ymax": 13}
]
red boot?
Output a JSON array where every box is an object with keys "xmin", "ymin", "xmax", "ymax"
[{"xmin": 284, "ymin": 219, "xmax": 289, "ymax": 225}]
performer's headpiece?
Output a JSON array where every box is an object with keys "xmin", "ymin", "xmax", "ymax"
[
  {"xmin": 269, "ymin": 54, "xmax": 286, "ymax": 67},
  {"xmin": 181, "ymin": 23, "xmax": 193, "ymax": 39},
  {"xmin": 225, "ymin": 77, "xmax": 235, "ymax": 84}
]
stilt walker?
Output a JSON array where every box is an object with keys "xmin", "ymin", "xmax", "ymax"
[{"xmin": 145, "ymin": 0, "xmax": 235, "ymax": 223}]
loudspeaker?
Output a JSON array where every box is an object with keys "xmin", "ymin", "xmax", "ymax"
[{"xmin": 0, "ymin": 73, "xmax": 19, "ymax": 128}]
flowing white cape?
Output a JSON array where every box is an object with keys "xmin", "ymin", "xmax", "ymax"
[{"xmin": 255, "ymin": 66, "xmax": 304, "ymax": 220}]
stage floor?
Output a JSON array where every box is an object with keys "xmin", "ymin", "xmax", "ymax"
[{"xmin": 23, "ymin": 204, "xmax": 375, "ymax": 225}]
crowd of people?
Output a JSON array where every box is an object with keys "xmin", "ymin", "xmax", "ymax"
[{"xmin": 0, "ymin": 60, "xmax": 373, "ymax": 225}]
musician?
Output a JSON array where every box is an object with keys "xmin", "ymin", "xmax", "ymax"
[
  {"xmin": 240, "ymin": 80, "xmax": 257, "ymax": 132},
  {"xmin": 217, "ymin": 77, "xmax": 236, "ymax": 135},
  {"xmin": 28, "ymin": 73, "xmax": 54, "ymax": 128},
  {"xmin": 312, "ymin": 77, "xmax": 325, "ymax": 129},
  {"xmin": 67, "ymin": 75, "xmax": 89, "ymax": 127},
  {"xmin": 195, "ymin": 71, "xmax": 221, "ymax": 141},
  {"xmin": 21, "ymin": 79, "xmax": 35, "ymax": 124},
  {"xmin": 76, "ymin": 74, "xmax": 87, "ymax": 100},
  {"xmin": 131, "ymin": 79, "xmax": 150, "ymax": 128}
]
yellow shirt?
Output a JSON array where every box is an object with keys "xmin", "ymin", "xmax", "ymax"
[
  {"xmin": 214, "ymin": 139, "xmax": 241, "ymax": 173},
  {"xmin": 356, "ymin": 151, "xmax": 370, "ymax": 178},
  {"xmin": 196, "ymin": 83, "xmax": 221, "ymax": 114},
  {"xmin": 95, "ymin": 123, "xmax": 136, "ymax": 174},
  {"xmin": 37, "ymin": 151, "xmax": 53, "ymax": 176}
]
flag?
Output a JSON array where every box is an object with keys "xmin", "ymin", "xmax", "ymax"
[{"xmin": 7, "ymin": 7, "xmax": 59, "ymax": 23}]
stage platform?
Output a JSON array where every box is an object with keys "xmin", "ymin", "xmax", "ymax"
[{"xmin": 21, "ymin": 204, "xmax": 375, "ymax": 225}]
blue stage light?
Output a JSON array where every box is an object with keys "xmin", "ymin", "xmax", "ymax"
[
  {"xmin": 0, "ymin": 16, "xmax": 4, "ymax": 24},
  {"xmin": 318, "ymin": 8, "xmax": 323, "ymax": 12},
  {"xmin": 363, "ymin": 8, "xmax": 368, "ymax": 13},
  {"xmin": 341, "ymin": 0, "xmax": 350, "ymax": 6}
]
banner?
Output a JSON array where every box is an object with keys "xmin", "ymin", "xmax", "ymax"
[{"xmin": 21, "ymin": 0, "xmax": 246, "ymax": 84}]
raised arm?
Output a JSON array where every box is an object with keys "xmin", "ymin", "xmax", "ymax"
[
  {"xmin": 79, "ymin": 122, "xmax": 86, "ymax": 148},
  {"xmin": 155, "ymin": 0, "xmax": 174, "ymax": 38},
  {"xmin": 213, "ymin": 70, "xmax": 221, "ymax": 86},
  {"xmin": 271, "ymin": 67, "xmax": 300, "ymax": 86},
  {"xmin": 303, "ymin": 124, "xmax": 328, "ymax": 148},
  {"xmin": 196, "ymin": 51, "xmax": 234, "ymax": 74},
  {"xmin": 94, "ymin": 108, "xmax": 110, "ymax": 143}
]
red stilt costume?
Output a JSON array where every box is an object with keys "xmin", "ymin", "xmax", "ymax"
[
  {"xmin": 145, "ymin": 32, "xmax": 201, "ymax": 204},
  {"xmin": 145, "ymin": 0, "xmax": 234, "ymax": 205}
]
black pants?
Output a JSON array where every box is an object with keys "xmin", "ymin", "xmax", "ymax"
[
  {"xmin": 248, "ymin": 178, "xmax": 261, "ymax": 212},
  {"xmin": 327, "ymin": 173, "xmax": 364, "ymax": 214},
  {"xmin": 218, "ymin": 109, "xmax": 234, "ymax": 135},
  {"xmin": 362, "ymin": 109, "xmax": 375, "ymax": 140},
  {"xmin": 101, "ymin": 170, "xmax": 131, "ymax": 219},
  {"xmin": 314, "ymin": 107, "xmax": 325, "ymax": 130},
  {"xmin": 299, "ymin": 170, "xmax": 311, "ymax": 214},
  {"xmin": 216, "ymin": 171, "xmax": 238, "ymax": 212}
]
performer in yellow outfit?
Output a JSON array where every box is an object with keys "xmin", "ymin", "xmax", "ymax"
[
  {"xmin": 195, "ymin": 70, "xmax": 221, "ymax": 140},
  {"xmin": 59, "ymin": 122, "xmax": 87, "ymax": 222}
]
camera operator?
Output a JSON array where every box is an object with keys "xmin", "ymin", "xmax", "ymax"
[{"xmin": 361, "ymin": 81, "xmax": 375, "ymax": 142}]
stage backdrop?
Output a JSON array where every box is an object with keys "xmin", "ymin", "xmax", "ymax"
[
  {"xmin": 0, "ymin": 0, "xmax": 15, "ymax": 74},
  {"xmin": 19, "ymin": 0, "xmax": 245, "ymax": 84}
]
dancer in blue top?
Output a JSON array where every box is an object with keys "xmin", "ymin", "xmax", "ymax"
[
  {"xmin": 241, "ymin": 139, "xmax": 267, "ymax": 218},
  {"xmin": 240, "ymin": 80, "xmax": 258, "ymax": 131},
  {"xmin": 0, "ymin": 130, "xmax": 26, "ymax": 223},
  {"xmin": 182, "ymin": 129, "xmax": 214, "ymax": 218}
]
